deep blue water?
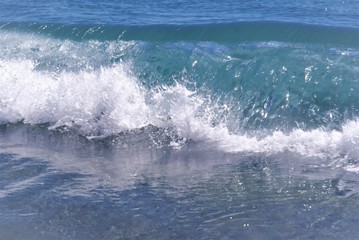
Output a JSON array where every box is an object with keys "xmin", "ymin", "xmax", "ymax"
[
  {"xmin": 0, "ymin": 0, "xmax": 359, "ymax": 239},
  {"xmin": 1, "ymin": 0, "xmax": 359, "ymax": 27}
]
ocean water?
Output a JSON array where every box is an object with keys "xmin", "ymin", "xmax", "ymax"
[{"xmin": 0, "ymin": 0, "xmax": 359, "ymax": 239}]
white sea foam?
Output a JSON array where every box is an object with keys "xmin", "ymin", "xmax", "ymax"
[
  {"xmin": 0, "ymin": 57, "xmax": 358, "ymax": 161},
  {"xmin": 0, "ymin": 59, "xmax": 150, "ymax": 134}
]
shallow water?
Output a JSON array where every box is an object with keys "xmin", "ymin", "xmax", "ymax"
[{"xmin": 0, "ymin": 124, "xmax": 358, "ymax": 239}]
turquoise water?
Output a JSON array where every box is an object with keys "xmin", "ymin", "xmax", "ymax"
[{"xmin": 0, "ymin": 0, "xmax": 359, "ymax": 239}]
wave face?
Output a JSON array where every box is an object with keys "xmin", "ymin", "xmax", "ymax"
[{"xmin": 0, "ymin": 24, "xmax": 358, "ymax": 160}]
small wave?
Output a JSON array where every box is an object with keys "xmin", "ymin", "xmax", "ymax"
[{"xmin": 1, "ymin": 21, "xmax": 359, "ymax": 47}]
